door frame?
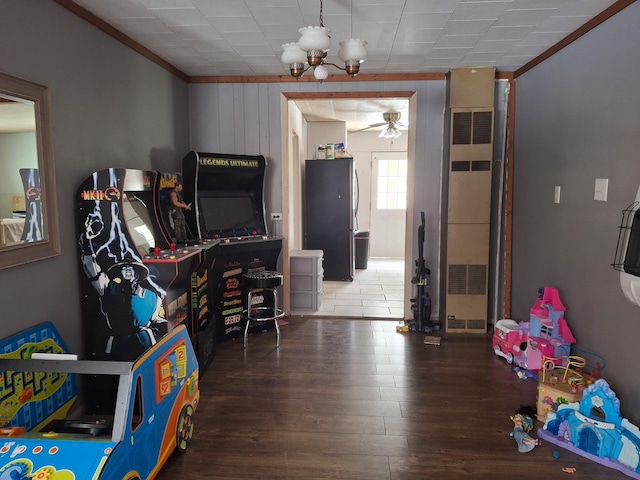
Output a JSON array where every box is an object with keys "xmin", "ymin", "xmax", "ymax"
[{"xmin": 281, "ymin": 91, "xmax": 417, "ymax": 319}]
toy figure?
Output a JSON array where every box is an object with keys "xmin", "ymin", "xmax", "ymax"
[
  {"xmin": 510, "ymin": 414, "xmax": 540, "ymax": 452},
  {"xmin": 170, "ymin": 181, "xmax": 191, "ymax": 245}
]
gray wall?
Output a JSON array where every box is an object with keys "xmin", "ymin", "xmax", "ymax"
[
  {"xmin": 0, "ymin": 1, "xmax": 190, "ymax": 353},
  {"xmin": 189, "ymin": 80, "xmax": 446, "ymax": 318},
  {"xmin": 513, "ymin": 1, "xmax": 640, "ymax": 423}
]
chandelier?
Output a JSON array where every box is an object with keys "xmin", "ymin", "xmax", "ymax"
[{"xmin": 281, "ymin": 0, "xmax": 367, "ymax": 81}]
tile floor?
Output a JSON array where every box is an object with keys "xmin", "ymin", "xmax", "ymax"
[{"xmin": 306, "ymin": 257, "xmax": 405, "ymax": 318}]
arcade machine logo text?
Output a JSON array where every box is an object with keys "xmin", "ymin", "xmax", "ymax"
[{"xmin": 80, "ymin": 187, "xmax": 121, "ymax": 202}]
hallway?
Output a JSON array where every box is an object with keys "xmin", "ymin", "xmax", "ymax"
[{"xmin": 313, "ymin": 258, "xmax": 405, "ymax": 318}]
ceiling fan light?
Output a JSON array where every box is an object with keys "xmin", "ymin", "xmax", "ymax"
[
  {"xmin": 338, "ymin": 39, "xmax": 367, "ymax": 62},
  {"xmin": 379, "ymin": 126, "xmax": 402, "ymax": 139},
  {"xmin": 298, "ymin": 26, "xmax": 331, "ymax": 53}
]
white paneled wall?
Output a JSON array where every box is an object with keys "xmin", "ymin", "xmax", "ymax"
[{"xmin": 189, "ymin": 79, "xmax": 446, "ymax": 320}]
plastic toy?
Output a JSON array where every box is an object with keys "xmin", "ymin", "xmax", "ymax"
[
  {"xmin": 493, "ymin": 287, "xmax": 576, "ymax": 371},
  {"xmin": 510, "ymin": 413, "xmax": 540, "ymax": 453},
  {"xmin": 0, "ymin": 323, "xmax": 199, "ymax": 479},
  {"xmin": 539, "ymin": 378, "xmax": 640, "ymax": 479}
]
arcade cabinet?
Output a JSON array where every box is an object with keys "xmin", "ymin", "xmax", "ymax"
[
  {"xmin": 76, "ymin": 168, "xmax": 210, "ymax": 368},
  {"xmin": 156, "ymin": 171, "xmax": 217, "ymax": 372},
  {"xmin": 181, "ymin": 151, "xmax": 283, "ymax": 341}
]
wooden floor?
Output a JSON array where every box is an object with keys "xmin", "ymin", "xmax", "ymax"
[{"xmin": 157, "ymin": 317, "xmax": 631, "ymax": 479}]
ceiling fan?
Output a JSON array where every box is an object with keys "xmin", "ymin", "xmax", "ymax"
[{"xmin": 353, "ymin": 112, "xmax": 408, "ymax": 138}]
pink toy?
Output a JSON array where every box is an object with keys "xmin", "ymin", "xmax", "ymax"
[{"xmin": 493, "ymin": 287, "xmax": 576, "ymax": 371}]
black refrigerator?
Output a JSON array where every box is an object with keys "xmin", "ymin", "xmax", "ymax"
[{"xmin": 304, "ymin": 157, "xmax": 355, "ymax": 281}]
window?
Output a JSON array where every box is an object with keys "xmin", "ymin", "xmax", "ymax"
[
  {"xmin": 131, "ymin": 375, "xmax": 143, "ymax": 431},
  {"xmin": 376, "ymin": 159, "xmax": 407, "ymax": 209}
]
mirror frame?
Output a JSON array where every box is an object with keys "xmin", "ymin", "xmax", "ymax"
[{"xmin": 0, "ymin": 71, "xmax": 60, "ymax": 269}]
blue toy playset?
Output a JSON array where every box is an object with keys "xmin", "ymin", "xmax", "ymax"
[{"xmin": 539, "ymin": 378, "xmax": 640, "ymax": 479}]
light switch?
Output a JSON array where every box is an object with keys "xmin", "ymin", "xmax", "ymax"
[
  {"xmin": 554, "ymin": 186, "xmax": 561, "ymax": 204},
  {"xmin": 594, "ymin": 178, "xmax": 608, "ymax": 201}
]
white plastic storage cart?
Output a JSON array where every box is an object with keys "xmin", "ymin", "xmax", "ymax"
[{"xmin": 290, "ymin": 250, "xmax": 323, "ymax": 311}]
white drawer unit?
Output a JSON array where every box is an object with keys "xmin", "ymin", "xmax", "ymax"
[
  {"xmin": 291, "ymin": 288, "xmax": 323, "ymax": 311},
  {"xmin": 290, "ymin": 249, "xmax": 323, "ymax": 275},
  {"xmin": 290, "ymin": 250, "xmax": 324, "ymax": 311}
]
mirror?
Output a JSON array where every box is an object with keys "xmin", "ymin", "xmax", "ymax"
[{"xmin": 0, "ymin": 71, "xmax": 60, "ymax": 269}]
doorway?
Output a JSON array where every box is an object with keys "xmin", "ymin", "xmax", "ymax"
[
  {"xmin": 282, "ymin": 93, "xmax": 414, "ymax": 318},
  {"xmin": 370, "ymin": 151, "xmax": 407, "ymax": 258}
]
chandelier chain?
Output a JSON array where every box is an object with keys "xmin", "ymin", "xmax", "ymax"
[{"xmin": 319, "ymin": 0, "xmax": 324, "ymax": 28}]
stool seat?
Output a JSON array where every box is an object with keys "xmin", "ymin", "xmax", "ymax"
[
  {"xmin": 243, "ymin": 270, "xmax": 283, "ymax": 289},
  {"xmin": 242, "ymin": 270, "xmax": 284, "ymax": 348}
]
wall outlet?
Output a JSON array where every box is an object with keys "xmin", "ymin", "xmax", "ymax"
[{"xmin": 271, "ymin": 213, "xmax": 282, "ymax": 220}]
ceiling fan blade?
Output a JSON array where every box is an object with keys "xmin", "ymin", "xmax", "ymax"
[{"xmin": 350, "ymin": 122, "xmax": 387, "ymax": 133}]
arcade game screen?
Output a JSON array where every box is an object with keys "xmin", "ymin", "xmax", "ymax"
[
  {"xmin": 121, "ymin": 191, "xmax": 156, "ymax": 254},
  {"xmin": 199, "ymin": 192, "xmax": 260, "ymax": 236}
]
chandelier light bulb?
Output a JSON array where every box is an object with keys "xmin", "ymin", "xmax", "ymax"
[
  {"xmin": 281, "ymin": 42, "xmax": 307, "ymax": 77},
  {"xmin": 281, "ymin": 42, "xmax": 307, "ymax": 64},
  {"xmin": 338, "ymin": 39, "xmax": 367, "ymax": 62},
  {"xmin": 313, "ymin": 64, "xmax": 329, "ymax": 81},
  {"xmin": 298, "ymin": 26, "xmax": 331, "ymax": 53}
]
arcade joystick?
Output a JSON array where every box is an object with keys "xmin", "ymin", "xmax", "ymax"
[
  {"xmin": 154, "ymin": 247, "xmax": 161, "ymax": 258},
  {"xmin": 170, "ymin": 243, "xmax": 176, "ymax": 252}
]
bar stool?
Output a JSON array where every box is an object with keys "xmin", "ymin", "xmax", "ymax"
[{"xmin": 242, "ymin": 270, "xmax": 285, "ymax": 348}]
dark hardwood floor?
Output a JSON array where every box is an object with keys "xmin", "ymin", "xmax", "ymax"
[{"xmin": 157, "ymin": 317, "xmax": 630, "ymax": 479}]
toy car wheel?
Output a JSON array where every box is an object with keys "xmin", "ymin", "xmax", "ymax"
[
  {"xmin": 493, "ymin": 345, "xmax": 501, "ymax": 356},
  {"xmin": 176, "ymin": 404, "xmax": 195, "ymax": 453},
  {"xmin": 506, "ymin": 352, "xmax": 514, "ymax": 364}
]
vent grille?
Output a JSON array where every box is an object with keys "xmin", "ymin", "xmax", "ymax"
[
  {"xmin": 448, "ymin": 264, "xmax": 467, "ymax": 294},
  {"xmin": 467, "ymin": 319, "xmax": 487, "ymax": 331},
  {"xmin": 472, "ymin": 112, "xmax": 493, "ymax": 144},
  {"xmin": 445, "ymin": 317, "xmax": 487, "ymax": 333},
  {"xmin": 452, "ymin": 111, "xmax": 493, "ymax": 145},
  {"xmin": 452, "ymin": 112, "xmax": 472, "ymax": 144},
  {"xmin": 447, "ymin": 318, "xmax": 466, "ymax": 330},
  {"xmin": 451, "ymin": 161, "xmax": 470, "ymax": 172},
  {"xmin": 467, "ymin": 264, "xmax": 487, "ymax": 294},
  {"xmin": 472, "ymin": 160, "xmax": 491, "ymax": 171},
  {"xmin": 448, "ymin": 264, "xmax": 486, "ymax": 295}
]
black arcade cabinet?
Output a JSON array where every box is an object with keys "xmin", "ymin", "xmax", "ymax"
[
  {"xmin": 181, "ymin": 151, "xmax": 283, "ymax": 341},
  {"xmin": 156, "ymin": 171, "xmax": 217, "ymax": 372},
  {"xmin": 76, "ymin": 168, "xmax": 211, "ymax": 368}
]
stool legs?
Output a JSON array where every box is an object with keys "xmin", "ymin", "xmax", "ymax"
[
  {"xmin": 243, "ymin": 288, "xmax": 281, "ymax": 348},
  {"xmin": 273, "ymin": 289, "xmax": 280, "ymax": 348},
  {"xmin": 243, "ymin": 289, "xmax": 252, "ymax": 348}
]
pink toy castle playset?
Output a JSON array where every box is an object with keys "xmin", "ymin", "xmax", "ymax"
[{"xmin": 493, "ymin": 287, "xmax": 577, "ymax": 372}]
